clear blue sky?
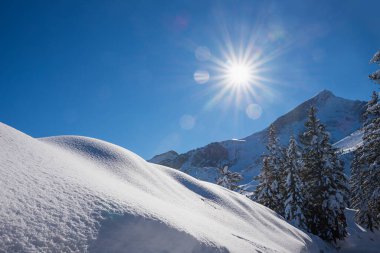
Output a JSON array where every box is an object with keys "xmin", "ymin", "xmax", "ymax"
[{"xmin": 1, "ymin": 0, "xmax": 379, "ymax": 159}]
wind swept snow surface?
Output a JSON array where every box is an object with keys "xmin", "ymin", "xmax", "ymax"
[{"xmin": 0, "ymin": 122, "xmax": 319, "ymax": 253}]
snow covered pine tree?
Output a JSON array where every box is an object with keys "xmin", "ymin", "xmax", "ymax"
[
  {"xmin": 350, "ymin": 146, "xmax": 366, "ymax": 224},
  {"xmin": 216, "ymin": 166, "xmax": 243, "ymax": 191},
  {"xmin": 254, "ymin": 157, "xmax": 277, "ymax": 210},
  {"xmin": 254, "ymin": 124, "xmax": 285, "ymax": 215},
  {"xmin": 283, "ymin": 136, "xmax": 307, "ymax": 230},
  {"xmin": 300, "ymin": 106, "xmax": 348, "ymax": 242},
  {"xmin": 351, "ymin": 50, "xmax": 380, "ymax": 231}
]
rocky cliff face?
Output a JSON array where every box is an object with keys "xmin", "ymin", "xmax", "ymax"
[{"xmin": 149, "ymin": 90, "xmax": 366, "ymax": 184}]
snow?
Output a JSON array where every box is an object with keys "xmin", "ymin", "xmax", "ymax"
[
  {"xmin": 0, "ymin": 122, "xmax": 319, "ymax": 253},
  {"xmin": 333, "ymin": 130, "xmax": 363, "ymax": 154},
  {"xmin": 337, "ymin": 209, "xmax": 380, "ymax": 253}
]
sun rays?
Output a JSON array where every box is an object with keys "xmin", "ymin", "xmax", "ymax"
[
  {"xmin": 198, "ymin": 42, "xmax": 273, "ymax": 115},
  {"xmin": 191, "ymin": 16, "xmax": 293, "ymax": 123}
]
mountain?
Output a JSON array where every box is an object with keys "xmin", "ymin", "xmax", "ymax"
[
  {"xmin": 0, "ymin": 122, "xmax": 321, "ymax": 253},
  {"xmin": 149, "ymin": 90, "xmax": 366, "ymax": 184}
]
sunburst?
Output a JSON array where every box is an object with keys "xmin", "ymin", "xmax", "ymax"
[{"xmin": 203, "ymin": 44, "xmax": 271, "ymax": 111}]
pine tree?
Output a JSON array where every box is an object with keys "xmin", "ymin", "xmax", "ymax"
[
  {"xmin": 367, "ymin": 52, "xmax": 380, "ymax": 226},
  {"xmin": 350, "ymin": 147, "xmax": 365, "ymax": 211},
  {"xmin": 253, "ymin": 157, "xmax": 277, "ymax": 210},
  {"xmin": 300, "ymin": 106, "xmax": 349, "ymax": 242},
  {"xmin": 283, "ymin": 136, "xmax": 307, "ymax": 230},
  {"xmin": 350, "ymin": 51, "xmax": 380, "ymax": 231},
  {"xmin": 216, "ymin": 166, "xmax": 243, "ymax": 191},
  {"xmin": 254, "ymin": 124, "xmax": 285, "ymax": 215},
  {"xmin": 352, "ymin": 91, "xmax": 380, "ymax": 231}
]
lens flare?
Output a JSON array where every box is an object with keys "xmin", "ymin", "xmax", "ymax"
[
  {"xmin": 179, "ymin": 115, "xmax": 196, "ymax": 130},
  {"xmin": 246, "ymin": 103, "xmax": 263, "ymax": 119},
  {"xmin": 194, "ymin": 70, "xmax": 210, "ymax": 84}
]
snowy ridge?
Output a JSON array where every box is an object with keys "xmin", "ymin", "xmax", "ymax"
[
  {"xmin": 333, "ymin": 130, "xmax": 363, "ymax": 154},
  {"xmin": 150, "ymin": 90, "xmax": 366, "ymax": 184},
  {"xmin": 0, "ymin": 122, "xmax": 319, "ymax": 253}
]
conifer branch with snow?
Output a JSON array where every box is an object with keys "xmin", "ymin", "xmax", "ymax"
[
  {"xmin": 369, "ymin": 50, "xmax": 380, "ymax": 84},
  {"xmin": 254, "ymin": 124, "xmax": 286, "ymax": 215},
  {"xmin": 216, "ymin": 165, "xmax": 243, "ymax": 191},
  {"xmin": 283, "ymin": 136, "xmax": 307, "ymax": 230}
]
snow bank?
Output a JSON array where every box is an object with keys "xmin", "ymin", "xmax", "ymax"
[{"xmin": 0, "ymin": 122, "xmax": 319, "ymax": 252}]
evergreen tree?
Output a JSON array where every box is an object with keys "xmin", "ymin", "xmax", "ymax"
[
  {"xmin": 253, "ymin": 157, "xmax": 277, "ymax": 210},
  {"xmin": 367, "ymin": 52, "xmax": 380, "ymax": 226},
  {"xmin": 300, "ymin": 106, "xmax": 349, "ymax": 242},
  {"xmin": 254, "ymin": 124, "xmax": 285, "ymax": 215},
  {"xmin": 350, "ymin": 147, "xmax": 365, "ymax": 211},
  {"xmin": 350, "ymin": 51, "xmax": 380, "ymax": 231},
  {"xmin": 351, "ymin": 91, "xmax": 380, "ymax": 231},
  {"xmin": 283, "ymin": 136, "xmax": 307, "ymax": 230},
  {"xmin": 216, "ymin": 166, "xmax": 243, "ymax": 191}
]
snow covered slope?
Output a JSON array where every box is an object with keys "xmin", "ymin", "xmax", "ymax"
[
  {"xmin": 0, "ymin": 122, "xmax": 319, "ymax": 253},
  {"xmin": 332, "ymin": 130, "xmax": 364, "ymax": 175},
  {"xmin": 150, "ymin": 90, "xmax": 366, "ymax": 183},
  {"xmin": 333, "ymin": 130, "xmax": 363, "ymax": 154},
  {"xmin": 337, "ymin": 209, "xmax": 380, "ymax": 253}
]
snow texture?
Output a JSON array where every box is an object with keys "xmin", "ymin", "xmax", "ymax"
[{"xmin": 0, "ymin": 122, "xmax": 319, "ymax": 253}]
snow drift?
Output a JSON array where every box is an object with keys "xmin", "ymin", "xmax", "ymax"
[{"xmin": 0, "ymin": 122, "xmax": 319, "ymax": 252}]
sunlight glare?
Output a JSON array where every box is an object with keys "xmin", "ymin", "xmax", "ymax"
[
  {"xmin": 226, "ymin": 62, "xmax": 252, "ymax": 85},
  {"xmin": 195, "ymin": 23, "xmax": 282, "ymax": 115}
]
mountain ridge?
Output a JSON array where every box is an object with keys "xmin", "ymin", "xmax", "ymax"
[{"xmin": 149, "ymin": 90, "xmax": 366, "ymax": 184}]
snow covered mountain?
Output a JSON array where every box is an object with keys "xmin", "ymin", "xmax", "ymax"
[
  {"xmin": 150, "ymin": 90, "xmax": 366, "ymax": 184},
  {"xmin": 0, "ymin": 122, "xmax": 321, "ymax": 253}
]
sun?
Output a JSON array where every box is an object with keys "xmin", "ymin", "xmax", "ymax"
[
  {"xmin": 226, "ymin": 62, "xmax": 252, "ymax": 86},
  {"xmin": 195, "ymin": 35, "xmax": 278, "ymax": 111}
]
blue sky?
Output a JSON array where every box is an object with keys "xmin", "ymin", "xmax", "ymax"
[{"xmin": 0, "ymin": 0, "xmax": 379, "ymax": 159}]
